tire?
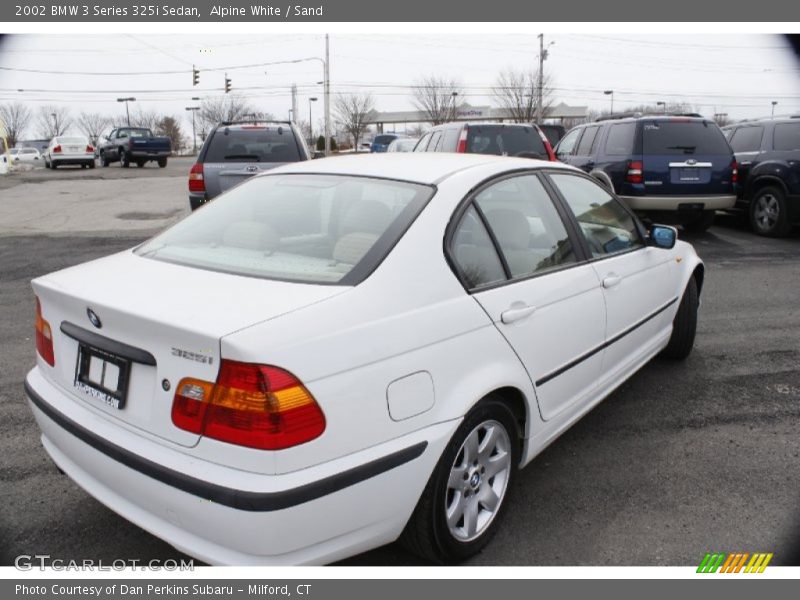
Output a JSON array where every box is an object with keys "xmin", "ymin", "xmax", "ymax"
[
  {"xmin": 119, "ymin": 148, "xmax": 130, "ymax": 168},
  {"xmin": 81, "ymin": 163, "xmax": 87, "ymax": 169},
  {"xmin": 44, "ymin": 158, "xmax": 51, "ymax": 169},
  {"xmin": 662, "ymin": 276, "xmax": 698, "ymax": 360},
  {"xmin": 400, "ymin": 397, "xmax": 519, "ymax": 564},
  {"xmin": 157, "ymin": 157, "xmax": 168, "ymax": 168},
  {"xmin": 89, "ymin": 160, "xmax": 95, "ymax": 169},
  {"xmin": 136, "ymin": 161, "xmax": 145, "ymax": 168},
  {"xmin": 51, "ymin": 161, "xmax": 57, "ymax": 170},
  {"xmin": 100, "ymin": 152, "xmax": 109, "ymax": 167},
  {"xmin": 683, "ymin": 211, "xmax": 715, "ymax": 232},
  {"xmin": 749, "ymin": 186, "xmax": 792, "ymax": 237}
]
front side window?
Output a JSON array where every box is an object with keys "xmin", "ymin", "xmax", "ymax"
[
  {"xmin": 773, "ymin": 123, "xmax": 800, "ymax": 151},
  {"xmin": 474, "ymin": 175, "xmax": 576, "ymax": 278},
  {"xmin": 136, "ymin": 175, "xmax": 433, "ymax": 285},
  {"xmin": 555, "ymin": 128, "xmax": 582, "ymax": 158},
  {"xmin": 414, "ymin": 132, "xmax": 433, "ymax": 152},
  {"xmin": 549, "ymin": 173, "xmax": 643, "ymax": 258}
]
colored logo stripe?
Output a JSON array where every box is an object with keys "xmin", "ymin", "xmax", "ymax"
[{"xmin": 697, "ymin": 552, "xmax": 773, "ymax": 573}]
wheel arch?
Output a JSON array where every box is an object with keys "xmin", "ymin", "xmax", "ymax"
[
  {"xmin": 691, "ymin": 263, "xmax": 705, "ymax": 297},
  {"xmin": 746, "ymin": 174, "xmax": 788, "ymax": 199}
]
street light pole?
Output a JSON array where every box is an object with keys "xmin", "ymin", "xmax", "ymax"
[
  {"xmin": 771, "ymin": 101, "xmax": 778, "ymax": 118},
  {"xmin": 451, "ymin": 92, "xmax": 459, "ymax": 121},
  {"xmin": 308, "ymin": 97, "xmax": 318, "ymax": 147},
  {"xmin": 656, "ymin": 101, "xmax": 666, "ymax": 115},
  {"xmin": 604, "ymin": 90, "xmax": 614, "ymax": 116},
  {"xmin": 185, "ymin": 106, "xmax": 200, "ymax": 154},
  {"xmin": 117, "ymin": 97, "xmax": 136, "ymax": 126},
  {"xmin": 325, "ymin": 34, "xmax": 331, "ymax": 156}
]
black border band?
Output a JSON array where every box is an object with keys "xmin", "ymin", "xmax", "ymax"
[
  {"xmin": 535, "ymin": 296, "xmax": 679, "ymax": 387},
  {"xmin": 25, "ymin": 379, "xmax": 427, "ymax": 512},
  {"xmin": 60, "ymin": 321, "xmax": 157, "ymax": 366}
]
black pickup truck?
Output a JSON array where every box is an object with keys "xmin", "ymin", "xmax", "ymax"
[{"xmin": 98, "ymin": 127, "xmax": 172, "ymax": 168}]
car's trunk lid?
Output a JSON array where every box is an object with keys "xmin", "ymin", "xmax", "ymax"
[{"xmin": 32, "ymin": 250, "xmax": 347, "ymax": 447}]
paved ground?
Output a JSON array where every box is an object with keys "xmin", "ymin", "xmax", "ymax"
[{"xmin": 1, "ymin": 165, "xmax": 798, "ymax": 567}]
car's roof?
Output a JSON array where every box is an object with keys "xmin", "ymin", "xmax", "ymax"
[{"xmin": 265, "ymin": 152, "xmax": 576, "ymax": 185}]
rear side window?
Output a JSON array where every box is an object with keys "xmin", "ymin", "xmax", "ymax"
[
  {"xmin": 728, "ymin": 126, "xmax": 764, "ymax": 153},
  {"xmin": 773, "ymin": 123, "xmax": 800, "ymax": 151},
  {"xmin": 642, "ymin": 121, "xmax": 731, "ymax": 155},
  {"xmin": 441, "ymin": 128, "xmax": 460, "ymax": 152},
  {"xmin": 136, "ymin": 174, "xmax": 433, "ymax": 285},
  {"xmin": 451, "ymin": 206, "xmax": 507, "ymax": 289},
  {"xmin": 205, "ymin": 128, "xmax": 301, "ymax": 163},
  {"xmin": 604, "ymin": 123, "xmax": 637, "ymax": 155},
  {"xmin": 466, "ymin": 125, "xmax": 547, "ymax": 157},
  {"xmin": 576, "ymin": 126, "xmax": 600, "ymax": 156}
]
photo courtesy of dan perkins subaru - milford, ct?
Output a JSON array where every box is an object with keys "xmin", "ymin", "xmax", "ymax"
[{"xmin": 25, "ymin": 153, "xmax": 703, "ymax": 565}]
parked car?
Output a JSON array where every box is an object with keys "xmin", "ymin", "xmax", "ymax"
[
  {"xmin": 556, "ymin": 114, "xmax": 737, "ymax": 231},
  {"xmin": 44, "ymin": 136, "xmax": 95, "ymax": 169},
  {"xmin": 188, "ymin": 120, "xmax": 310, "ymax": 211},
  {"xmin": 10, "ymin": 147, "xmax": 42, "ymax": 164},
  {"xmin": 98, "ymin": 127, "xmax": 171, "ymax": 168},
  {"xmin": 26, "ymin": 153, "xmax": 702, "ymax": 565},
  {"xmin": 387, "ymin": 138, "xmax": 420, "ymax": 152},
  {"xmin": 413, "ymin": 122, "xmax": 557, "ymax": 161},
  {"xmin": 722, "ymin": 116, "xmax": 800, "ymax": 237},
  {"xmin": 538, "ymin": 124, "xmax": 566, "ymax": 147},
  {"xmin": 371, "ymin": 133, "xmax": 406, "ymax": 153}
]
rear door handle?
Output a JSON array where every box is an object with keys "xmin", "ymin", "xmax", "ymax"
[
  {"xmin": 501, "ymin": 304, "xmax": 537, "ymax": 324},
  {"xmin": 602, "ymin": 275, "xmax": 622, "ymax": 289}
]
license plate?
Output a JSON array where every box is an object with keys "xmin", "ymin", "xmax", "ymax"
[
  {"xmin": 678, "ymin": 168, "xmax": 701, "ymax": 182},
  {"xmin": 74, "ymin": 344, "xmax": 131, "ymax": 409}
]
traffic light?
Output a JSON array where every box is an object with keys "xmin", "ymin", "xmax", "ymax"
[
  {"xmin": 224, "ymin": 75, "xmax": 231, "ymax": 94},
  {"xmin": 192, "ymin": 66, "xmax": 199, "ymax": 87}
]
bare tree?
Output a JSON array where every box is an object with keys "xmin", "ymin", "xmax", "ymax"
[
  {"xmin": 334, "ymin": 93, "xmax": 375, "ymax": 150},
  {"xmin": 129, "ymin": 108, "xmax": 161, "ymax": 132},
  {"xmin": 0, "ymin": 102, "xmax": 33, "ymax": 147},
  {"xmin": 156, "ymin": 116, "xmax": 185, "ymax": 153},
  {"xmin": 198, "ymin": 95, "xmax": 258, "ymax": 131},
  {"xmin": 37, "ymin": 105, "xmax": 71, "ymax": 139},
  {"xmin": 492, "ymin": 67, "xmax": 554, "ymax": 123},
  {"xmin": 76, "ymin": 112, "xmax": 112, "ymax": 146},
  {"xmin": 411, "ymin": 75, "xmax": 463, "ymax": 125}
]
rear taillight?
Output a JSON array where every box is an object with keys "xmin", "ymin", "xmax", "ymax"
[
  {"xmin": 626, "ymin": 160, "xmax": 643, "ymax": 184},
  {"xmin": 188, "ymin": 162, "xmax": 205, "ymax": 193},
  {"xmin": 35, "ymin": 296, "xmax": 55, "ymax": 366},
  {"xmin": 86, "ymin": 145, "xmax": 94, "ymax": 153},
  {"xmin": 731, "ymin": 159, "xmax": 738, "ymax": 184},
  {"xmin": 172, "ymin": 360, "xmax": 326, "ymax": 450},
  {"xmin": 52, "ymin": 145, "xmax": 62, "ymax": 154},
  {"xmin": 456, "ymin": 128, "xmax": 468, "ymax": 153}
]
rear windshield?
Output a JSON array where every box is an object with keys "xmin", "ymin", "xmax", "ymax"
[
  {"xmin": 466, "ymin": 125, "xmax": 547, "ymax": 157},
  {"xmin": 121, "ymin": 129, "xmax": 151, "ymax": 138},
  {"xmin": 135, "ymin": 174, "xmax": 433, "ymax": 285},
  {"xmin": 374, "ymin": 135, "xmax": 398, "ymax": 145},
  {"xmin": 58, "ymin": 137, "xmax": 86, "ymax": 145},
  {"xmin": 642, "ymin": 120, "xmax": 731, "ymax": 155},
  {"xmin": 205, "ymin": 127, "xmax": 302, "ymax": 163}
]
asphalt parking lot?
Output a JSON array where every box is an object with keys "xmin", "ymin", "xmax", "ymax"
[{"xmin": 1, "ymin": 162, "xmax": 798, "ymax": 567}]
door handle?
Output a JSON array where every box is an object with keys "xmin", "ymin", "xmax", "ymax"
[
  {"xmin": 501, "ymin": 304, "xmax": 537, "ymax": 324},
  {"xmin": 602, "ymin": 275, "xmax": 622, "ymax": 289}
]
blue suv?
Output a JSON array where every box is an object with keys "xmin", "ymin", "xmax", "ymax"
[
  {"xmin": 555, "ymin": 114, "xmax": 737, "ymax": 231},
  {"xmin": 370, "ymin": 133, "xmax": 405, "ymax": 153}
]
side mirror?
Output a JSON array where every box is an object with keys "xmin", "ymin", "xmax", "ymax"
[
  {"xmin": 312, "ymin": 151, "xmax": 325, "ymax": 159},
  {"xmin": 649, "ymin": 225, "xmax": 677, "ymax": 249}
]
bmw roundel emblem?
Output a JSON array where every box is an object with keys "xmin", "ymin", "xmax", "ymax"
[{"xmin": 86, "ymin": 308, "xmax": 102, "ymax": 329}]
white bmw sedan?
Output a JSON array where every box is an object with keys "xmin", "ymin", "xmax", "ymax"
[{"xmin": 26, "ymin": 154, "xmax": 702, "ymax": 565}]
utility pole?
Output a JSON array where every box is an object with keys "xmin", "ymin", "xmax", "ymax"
[
  {"xmin": 537, "ymin": 34, "xmax": 544, "ymax": 124},
  {"xmin": 291, "ymin": 83, "xmax": 298, "ymax": 124},
  {"xmin": 324, "ymin": 34, "xmax": 331, "ymax": 155},
  {"xmin": 117, "ymin": 97, "xmax": 136, "ymax": 127}
]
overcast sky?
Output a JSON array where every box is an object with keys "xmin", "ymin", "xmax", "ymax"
[{"xmin": 1, "ymin": 33, "xmax": 798, "ymax": 138}]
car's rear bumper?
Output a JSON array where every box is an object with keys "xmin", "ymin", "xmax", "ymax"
[
  {"xmin": 51, "ymin": 153, "xmax": 94, "ymax": 164},
  {"xmin": 128, "ymin": 150, "xmax": 170, "ymax": 159},
  {"xmin": 620, "ymin": 194, "xmax": 736, "ymax": 211},
  {"xmin": 188, "ymin": 192, "xmax": 208, "ymax": 211},
  {"xmin": 25, "ymin": 367, "xmax": 456, "ymax": 565}
]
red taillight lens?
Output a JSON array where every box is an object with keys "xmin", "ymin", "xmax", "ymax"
[
  {"xmin": 456, "ymin": 128, "xmax": 468, "ymax": 153},
  {"xmin": 52, "ymin": 145, "xmax": 62, "ymax": 154},
  {"xmin": 86, "ymin": 145, "xmax": 94, "ymax": 153},
  {"xmin": 626, "ymin": 160, "xmax": 643, "ymax": 184},
  {"xmin": 731, "ymin": 159, "xmax": 738, "ymax": 184},
  {"xmin": 188, "ymin": 162, "xmax": 205, "ymax": 193},
  {"xmin": 172, "ymin": 360, "xmax": 326, "ymax": 450},
  {"xmin": 34, "ymin": 296, "xmax": 55, "ymax": 366}
]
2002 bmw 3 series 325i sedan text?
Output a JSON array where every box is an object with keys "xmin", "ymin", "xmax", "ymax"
[{"xmin": 25, "ymin": 154, "xmax": 703, "ymax": 565}]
